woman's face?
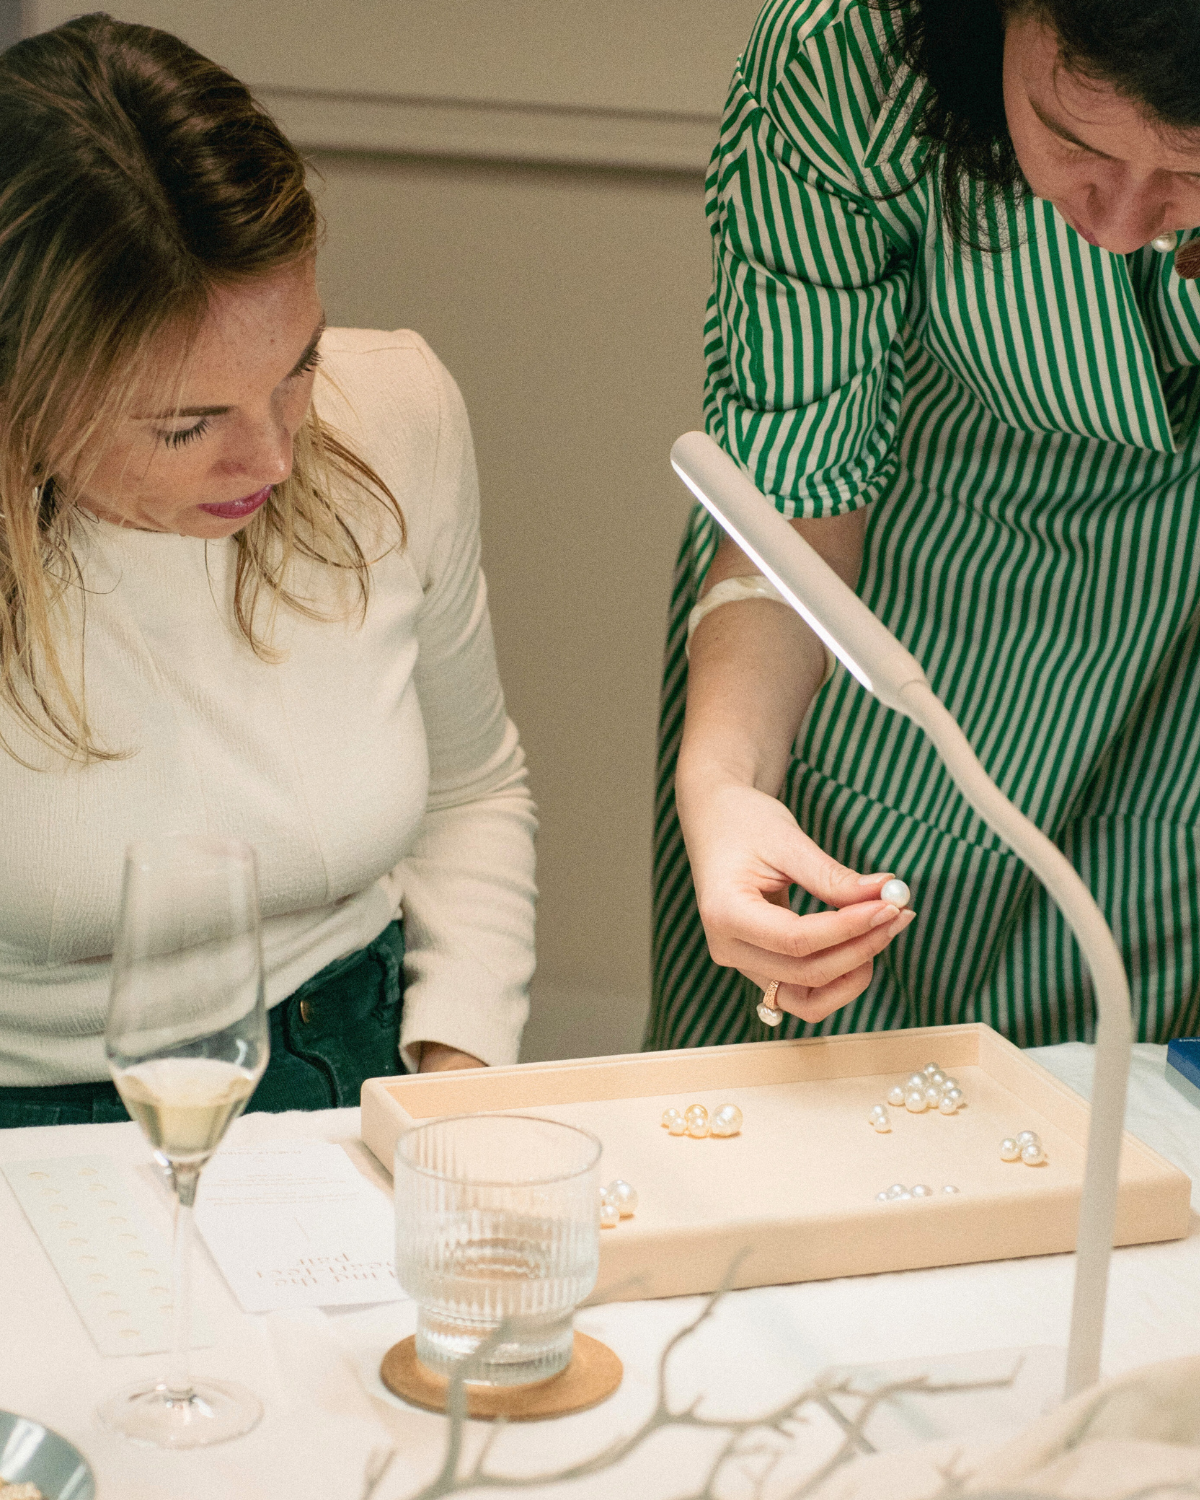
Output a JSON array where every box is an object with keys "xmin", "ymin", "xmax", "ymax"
[
  {"xmin": 74, "ymin": 257, "xmax": 324, "ymax": 539},
  {"xmin": 1003, "ymin": 13, "xmax": 1200, "ymax": 254}
]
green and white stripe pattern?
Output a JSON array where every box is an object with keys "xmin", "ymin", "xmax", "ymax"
[{"xmin": 649, "ymin": 0, "xmax": 1200, "ymax": 1051}]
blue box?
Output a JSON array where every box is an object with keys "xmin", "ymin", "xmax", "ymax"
[{"xmin": 1166, "ymin": 1038, "xmax": 1200, "ymax": 1108}]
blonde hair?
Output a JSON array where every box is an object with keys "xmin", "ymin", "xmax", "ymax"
[{"xmin": 0, "ymin": 12, "xmax": 403, "ymax": 763}]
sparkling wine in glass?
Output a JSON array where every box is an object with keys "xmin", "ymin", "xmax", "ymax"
[{"xmin": 98, "ymin": 834, "xmax": 268, "ymax": 1448}]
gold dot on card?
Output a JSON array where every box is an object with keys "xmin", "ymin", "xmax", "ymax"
[
  {"xmin": 88, "ymin": 1274, "xmax": 107, "ymax": 1283},
  {"xmin": 127, "ymin": 1250, "xmax": 147, "ymax": 1261},
  {"xmin": 119, "ymin": 1328, "xmax": 140, "ymax": 1339},
  {"xmin": 107, "ymin": 1310, "xmax": 129, "ymax": 1321},
  {"xmin": 27, "ymin": 1171, "xmax": 48, "ymax": 1179}
]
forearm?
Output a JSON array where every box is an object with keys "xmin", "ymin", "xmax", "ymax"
[{"xmin": 677, "ymin": 511, "xmax": 867, "ymax": 806}]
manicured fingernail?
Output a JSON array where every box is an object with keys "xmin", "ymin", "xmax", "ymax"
[
  {"xmin": 871, "ymin": 904, "xmax": 900, "ymax": 928},
  {"xmin": 858, "ymin": 872, "xmax": 894, "ymax": 886},
  {"xmin": 891, "ymin": 908, "xmax": 917, "ymax": 932}
]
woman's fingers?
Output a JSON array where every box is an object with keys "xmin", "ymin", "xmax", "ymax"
[
  {"xmin": 702, "ymin": 893, "xmax": 915, "ymax": 985},
  {"xmin": 767, "ymin": 962, "xmax": 878, "ymax": 1024}
]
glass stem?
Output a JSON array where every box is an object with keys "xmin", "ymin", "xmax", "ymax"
[{"xmin": 165, "ymin": 1166, "xmax": 200, "ymax": 1400}]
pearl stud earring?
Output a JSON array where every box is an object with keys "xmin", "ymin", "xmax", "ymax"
[
  {"xmin": 1152, "ymin": 231, "xmax": 1179, "ymax": 253},
  {"xmin": 757, "ymin": 979, "xmax": 783, "ymax": 1027}
]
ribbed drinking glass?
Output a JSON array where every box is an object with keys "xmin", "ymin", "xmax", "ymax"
[{"xmin": 394, "ymin": 1114, "xmax": 601, "ymax": 1385}]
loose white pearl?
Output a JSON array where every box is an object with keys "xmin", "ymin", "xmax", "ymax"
[
  {"xmin": 881, "ymin": 879, "xmax": 911, "ymax": 908},
  {"xmin": 922, "ymin": 1062, "xmax": 940, "ymax": 1078},
  {"xmin": 1021, "ymin": 1142, "xmax": 1046, "ymax": 1166},
  {"xmin": 942, "ymin": 1184, "xmax": 960, "ymax": 1194},
  {"xmin": 607, "ymin": 1179, "xmax": 638, "ymax": 1216},
  {"xmin": 887, "ymin": 1183, "xmax": 907, "ymax": 1199},
  {"xmin": 911, "ymin": 1184, "xmax": 933, "ymax": 1197},
  {"xmin": 904, "ymin": 1072, "xmax": 926, "ymax": 1091},
  {"xmin": 710, "ymin": 1103, "xmax": 743, "ymax": 1137},
  {"xmin": 871, "ymin": 1115, "xmax": 892, "ymax": 1133},
  {"xmin": 905, "ymin": 1089, "xmax": 927, "ymax": 1113},
  {"xmin": 924, "ymin": 1086, "xmax": 942, "ymax": 1108},
  {"xmin": 897, "ymin": 1190, "xmax": 912, "ymax": 1199},
  {"xmin": 887, "ymin": 1085, "xmax": 906, "ymax": 1107},
  {"xmin": 685, "ymin": 1104, "xmax": 710, "ymax": 1138},
  {"xmin": 662, "ymin": 1107, "xmax": 684, "ymax": 1130},
  {"xmin": 929, "ymin": 1069, "xmax": 946, "ymax": 1086},
  {"xmin": 1015, "ymin": 1130, "xmax": 1038, "ymax": 1148},
  {"xmin": 668, "ymin": 1114, "xmax": 688, "ymax": 1136},
  {"xmin": 1152, "ymin": 230, "xmax": 1178, "ymax": 252},
  {"xmin": 600, "ymin": 1199, "xmax": 620, "ymax": 1228},
  {"xmin": 946, "ymin": 1088, "xmax": 963, "ymax": 1106},
  {"xmin": 876, "ymin": 1190, "xmax": 890, "ymax": 1202},
  {"xmin": 1000, "ymin": 1138, "xmax": 1021, "ymax": 1162},
  {"xmin": 938, "ymin": 1095, "xmax": 957, "ymax": 1115},
  {"xmin": 941, "ymin": 1077, "xmax": 959, "ymax": 1092}
]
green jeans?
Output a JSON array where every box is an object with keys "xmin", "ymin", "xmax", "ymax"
[{"xmin": 0, "ymin": 921, "xmax": 406, "ymax": 1129}]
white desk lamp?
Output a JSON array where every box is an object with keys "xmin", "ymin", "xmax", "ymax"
[{"xmin": 671, "ymin": 431, "xmax": 1132, "ymax": 1400}]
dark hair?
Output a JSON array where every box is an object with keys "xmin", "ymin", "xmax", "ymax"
[
  {"xmin": 0, "ymin": 13, "xmax": 401, "ymax": 761},
  {"xmin": 876, "ymin": 0, "xmax": 1200, "ymax": 243}
]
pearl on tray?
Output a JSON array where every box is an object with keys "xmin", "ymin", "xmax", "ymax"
[
  {"xmin": 943, "ymin": 1184, "xmax": 960, "ymax": 1194},
  {"xmin": 1015, "ymin": 1130, "xmax": 1037, "ymax": 1148},
  {"xmin": 668, "ymin": 1113, "xmax": 688, "ymax": 1136},
  {"xmin": 923, "ymin": 1086, "xmax": 942, "ymax": 1109},
  {"xmin": 1000, "ymin": 1137, "xmax": 1021, "ymax": 1162},
  {"xmin": 887, "ymin": 1183, "xmax": 907, "ymax": 1199},
  {"xmin": 922, "ymin": 1062, "xmax": 939, "ymax": 1078},
  {"xmin": 881, "ymin": 879, "xmax": 911, "ymax": 908},
  {"xmin": 886, "ymin": 1085, "xmax": 906, "ymax": 1107},
  {"xmin": 904, "ymin": 1072, "xmax": 926, "ymax": 1092},
  {"xmin": 599, "ymin": 1193, "xmax": 620, "ymax": 1228},
  {"xmin": 1021, "ymin": 1141, "xmax": 1046, "ymax": 1166},
  {"xmin": 869, "ymin": 1111, "xmax": 891, "ymax": 1133},
  {"xmin": 711, "ymin": 1103, "xmax": 743, "ymax": 1137},
  {"xmin": 938, "ymin": 1095, "xmax": 957, "ymax": 1115},
  {"xmin": 685, "ymin": 1104, "xmax": 710, "ymax": 1138},
  {"xmin": 911, "ymin": 1184, "xmax": 933, "ymax": 1197},
  {"xmin": 606, "ymin": 1179, "xmax": 638, "ymax": 1216},
  {"xmin": 661, "ymin": 1107, "xmax": 684, "ymax": 1131},
  {"xmin": 905, "ymin": 1088, "xmax": 927, "ymax": 1113},
  {"xmin": 942, "ymin": 1077, "xmax": 959, "ymax": 1092}
]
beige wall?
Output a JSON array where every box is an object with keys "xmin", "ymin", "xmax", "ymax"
[{"xmin": 308, "ymin": 151, "xmax": 707, "ymax": 1058}]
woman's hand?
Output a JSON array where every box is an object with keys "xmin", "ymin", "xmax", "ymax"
[
  {"xmin": 416, "ymin": 1042, "xmax": 487, "ymax": 1073},
  {"xmin": 682, "ymin": 778, "xmax": 914, "ymax": 1022},
  {"xmin": 677, "ymin": 510, "xmax": 915, "ymax": 1026}
]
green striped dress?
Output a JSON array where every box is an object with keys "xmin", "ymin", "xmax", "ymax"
[{"xmin": 649, "ymin": 0, "xmax": 1200, "ymax": 1052}]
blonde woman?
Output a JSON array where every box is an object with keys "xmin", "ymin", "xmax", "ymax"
[{"xmin": 0, "ymin": 14, "xmax": 536, "ymax": 1125}]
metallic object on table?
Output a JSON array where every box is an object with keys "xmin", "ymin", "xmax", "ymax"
[{"xmin": 0, "ymin": 1412, "xmax": 95, "ymax": 1499}]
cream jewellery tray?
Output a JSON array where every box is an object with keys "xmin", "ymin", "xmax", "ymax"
[{"xmin": 361, "ymin": 1023, "xmax": 1190, "ymax": 1301}]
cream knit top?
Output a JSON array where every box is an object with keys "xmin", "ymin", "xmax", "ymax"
[{"xmin": 0, "ymin": 329, "xmax": 537, "ymax": 1085}]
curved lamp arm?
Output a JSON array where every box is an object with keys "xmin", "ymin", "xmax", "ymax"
[{"xmin": 671, "ymin": 431, "xmax": 1132, "ymax": 1399}]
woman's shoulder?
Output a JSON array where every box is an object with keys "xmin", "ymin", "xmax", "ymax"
[
  {"xmin": 739, "ymin": 0, "xmax": 923, "ymax": 181},
  {"xmin": 316, "ymin": 327, "xmax": 463, "ymax": 437},
  {"xmin": 313, "ymin": 328, "xmax": 469, "ymax": 527}
]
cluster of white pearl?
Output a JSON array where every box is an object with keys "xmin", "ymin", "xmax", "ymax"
[
  {"xmin": 661, "ymin": 1103, "xmax": 743, "ymax": 1138},
  {"xmin": 899, "ymin": 1062, "xmax": 963, "ymax": 1114},
  {"xmin": 1000, "ymin": 1130, "xmax": 1046, "ymax": 1166},
  {"xmin": 875, "ymin": 1183, "xmax": 960, "ymax": 1201},
  {"xmin": 599, "ymin": 1178, "xmax": 637, "ymax": 1228}
]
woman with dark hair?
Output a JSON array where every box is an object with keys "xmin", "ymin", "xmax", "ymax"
[
  {"xmin": 651, "ymin": 0, "xmax": 1200, "ymax": 1050},
  {"xmin": 0, "ymin": 14, "xmax": 536, "ymax": 1123}
]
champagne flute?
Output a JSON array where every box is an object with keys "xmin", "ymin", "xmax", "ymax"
[{"xmin": 98, "ymin": 834, "xmax": 268, "ymax": 1448}]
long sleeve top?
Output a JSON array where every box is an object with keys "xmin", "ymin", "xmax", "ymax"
[{"xmin": 0, "ymin": 329, "xmax": 537, "ymax": 1084}]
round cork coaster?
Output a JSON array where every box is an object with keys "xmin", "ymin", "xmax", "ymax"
[{"xmin": 379, "ymin": 1331, "xmax": 623, "ymax": 1421}]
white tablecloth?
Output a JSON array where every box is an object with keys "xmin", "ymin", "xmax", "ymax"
[{"xmin": 1, "ymin": 1043, "xmax": 1197, "ymax": 1500}]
